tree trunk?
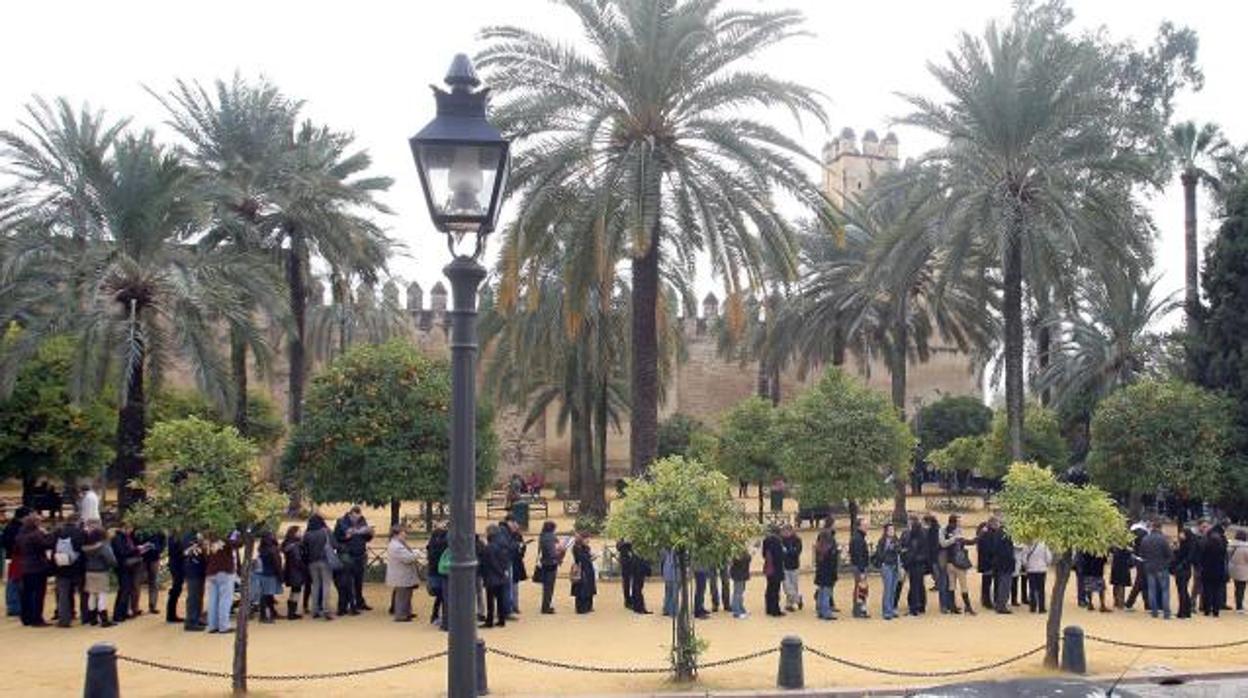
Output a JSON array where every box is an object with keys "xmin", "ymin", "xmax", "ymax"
[
  {"xmin": 757, "ymin": 478, "xmax": 765, "ymax": 525},
  {"xmin": 1044, "ymin": 553, "xmax": 1073, "ymax": 668},
  {"xmin": 230, "ymin": 327, "xmax": 249, "ymax": 436},
  {"xmin": 586, "ymin": 376, "xmax": 610, "ymax": 517},
  {"xmin": 390, "ymin": 498, "xmax": 401, "ymax": 528},
  {"xmin": 285, "ymin": 232, "xmax": 308, "ymax": 514},
  {"xmin": 890, "ymin": 323, "xmax": 909, "ymax": 525},
  {"xmin": 1182, "ymin": 172, "xmax": 1200, "ymax": 334},
  {"xmin": 1128, "ymin": 490, "xmax": 1144, "ymax": 520},
  {"xmin": 423, "ymin": 500, "xmax": 433, "ymax": 534},
  {"xmin": 114, "ymin": 310, "xmax": 147, "ymax": 514},
  {"xmin": 20, "ymin": 463, "xmax": 36, "ymax": 508},
  {"xmin": 233, "ymin": 533, "xmax": 256, "ymax": 694},
  {"xmin": 831, "ymin": 325, "xmax": 846, "ymax": 367},
  {"xmin": 569, "ymin": 401, "xmax": 584, "ymax": 499},
  {"xmin": 629, "ymin": 224, "xmax": 660, "ymax": 476},
  {"xmin": 769, "ymin": 365, "xmax": 781, "ymax": 406},
  {"xmin": 580, "ymin": 378, "xmax": 605, "ymax": 518},
  {"xmin": 1003, "ymin": 217, "xmax": 1026, "ymax": 462},
  {"xmin": 673, "ymin": 550, "xmax": 697, "ymax": 681},
  {"xmin": 848, "ymin": 500, "xmax": 860, "ymax": 528}
]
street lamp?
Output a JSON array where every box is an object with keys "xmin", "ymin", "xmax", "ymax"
[{"xmin": 411, "ymin": 53, "xmax": 510, "ymax": 698}]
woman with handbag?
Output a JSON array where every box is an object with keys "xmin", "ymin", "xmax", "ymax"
[
  {"xmin": 426, "ymin": 525, "xmax": 449, "ymax": 627},
  {"xmin": 386, "ymin": 525, "xmax": 421, "ymax": 622},
  {"xmin": 942, "ymin": 515, "xmax": 976, "ymax": 615},
  {"xmin": 570, "ymin": 530, "xmax": 597, "ymax": 614},
  {"xmin": 536, "ymin": 521, "xmax": 561, "ymax": 614}
]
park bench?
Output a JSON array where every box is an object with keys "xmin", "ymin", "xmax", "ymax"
[
  {"xmin": 487, "ymin": 491, "xmax": 549, "ymax": 519},
  {"xmin": 926, "ymin": 494, "xmax": 983, "ymax": 512},
  {"xmin": 762, "ymin": 511, "xmax": 791, "ymax": 528},
  {"xmin": 562, "ymin": 499, "xmax": 580, "ymax": 516}
]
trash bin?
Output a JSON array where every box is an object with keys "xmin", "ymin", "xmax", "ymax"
[
  {"xmin": 770, "ymin": 488, "xmax": 785, "ymax": 513},
  {"xmin": 511, "ymin": 500, "xmax": 530, "ymax": 530}
]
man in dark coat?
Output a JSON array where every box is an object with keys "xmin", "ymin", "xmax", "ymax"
[
  {"xmin": 901, "ymin": 516, "xmax": 930, "ymax": 615},
  {"xmin": 51, "ymin": 520, "xmax": 84, "ymax": 627},
  {"xmin": 975, "ymin": 521, "xmax": 993, "ymax": 610},
  {"xmin": 3, "ymin": 505, "xmax": 31, "ymax": 617},
  {"xmin": 182, "ymin": 532, "xmax": 207, "ymax": 631},
  {"xmin": 988, "ymin": 517, "xmax": 1015, "ymax": 614},
  {"xmin": 478, "ymin": 530, "xmax": 508, "ymax": 628},
  {"xmin": 334, "ymin": 506, "xmax": 374, "ymax": 614},
  {"xmin": 618, "ymin": 538, "xmax": 637, "ymax": 610},
  {"xmin": 165, "ymin": 532, "xmax": 186, "ymax": 623},
  {"xmin": 536, "ymin": 522, "xmax": 561, "ymax": 615},
  {"xmin": 1124, "ymin": 525, "xmax": 1151, "ymax": 611},
  {"xmin": 849, "ymin": 518, "xmax": 870, "ymax": 618},
  {"xmin": 1199, "ymin": 525, "xmax": 1229, "ymax": 617},
  {"xmin": 16, "ymin": 513, "xmax": 54, "ymax": 626},
  {"xmin": 762, "ymin": 527, "xmax": 786, "ymax": 617}
]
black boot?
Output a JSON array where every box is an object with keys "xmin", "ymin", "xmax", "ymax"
[
  {"xmin": 87, "ymin": 610, "xmax": 99, "ymax": 626},
  {"xmin": 962, "ymin": 593, "xmax": 976, "ymax": 616},
  {"xmin": 99, "ymin": 611, "xmax": 113, "ymax": 628},
  {"xmin": 287, "ymin": 601, "xmax": 301, "ymax": 620}
]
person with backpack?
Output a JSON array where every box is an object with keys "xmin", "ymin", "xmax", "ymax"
[
  {"xmin": 301, "ymin": 514, "xmax": 335, "ymax": 621},
  {"xmin": 81, "ymin": 522, "xmax": 116, "ymax": 627},
  {"xmin": 52, "ymin": 520, "xmax": 84, "ymax": 627},
  {"xmin": 426, "ymin": 525, "xmax": 449, "ymax": 627}
]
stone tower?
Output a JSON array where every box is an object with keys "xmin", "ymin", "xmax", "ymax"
[{"xmin": 821, "ymin": 127, "xmax": 900, "ymax": 209}]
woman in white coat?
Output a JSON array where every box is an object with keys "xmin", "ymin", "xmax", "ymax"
[
  {"xmin": 1022, "ymin": 540, "xmax": 1053, "ymax": 614},
  {"xmin": 386, "ymin": 525, "xmax": 422, "ymax": 622}
]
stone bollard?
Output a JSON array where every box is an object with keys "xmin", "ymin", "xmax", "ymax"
[
  {"xmin": 84, "ymin": 642, "xmax": 120, "ymax": 698},
  {"xmin": 1061, "ymin": 626, "xmax": 1087, "ymax": 675},
  {"xmin": 475, "ymin": 637, "xmax": 489, "ymax": 696},
  {"xmin": 777, "ymin": 636, "xmax": 804, "ymax": 690}
]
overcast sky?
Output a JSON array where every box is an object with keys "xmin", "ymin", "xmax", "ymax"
[{"xmin": 3, "ymin": 0, "xmax": 1245, "ymax": 328}]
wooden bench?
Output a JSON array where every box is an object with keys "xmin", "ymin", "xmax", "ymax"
[
  {"xmin": 562, "ymin": 499, "xmax": 581, "ymax": 516},
  {"xmin": 487, "ymin": 492, "xmax": 549, "ymax": 519},
  {"xmin": 762, "ymin": 511, "xmax": 791, "ymax": 528},
  {"xmin": 927, "ymin": 495, "xmax": 982, "ymax": 513}
]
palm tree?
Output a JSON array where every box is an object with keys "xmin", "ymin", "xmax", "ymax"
[
  {"xmin": 154, "ymin": 76, "xmax": 297, "ymax": 433},
  {"xmin": 1168, "ymin": 121, "xmax": 1230, "ymax": 331},
  {"xmin": 479, "ymin": 0, "xmax": 828, "ymax": 475},
  {"xmin": 899, "ymin": 10, "xmax": 1153, "ymax": 461},
  {"xmin": 1, "ymin": 122, "xmax": 266, "ymax": 512}
]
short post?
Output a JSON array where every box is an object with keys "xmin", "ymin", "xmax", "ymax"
[
  {"xmin": 1061, "ymin": 626, "xmax": 1087, "ymax": 675},
  {"xmin": 84, "ymin": 642, "xmax": 119, "ymax": 698},
  {"xmin": 475, "ymin": 637, "xmax": 489, "ymax": 696},
  {"xmin": 777, "ymin": 636, "xmax": 804, "ymax": 690}
]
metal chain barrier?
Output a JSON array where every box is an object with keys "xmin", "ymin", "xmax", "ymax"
[
  {"xmin": 697, "ymin": 647, "xmax": 780, "ymax": 669},
  {"xmin": 1084, "ymin": 634, "xmax": 1248, "ymax": 651},
  {"xmin": 116, "ymin": 650, "xmax": 447, "ymax": 681},
  {"xmin": 485, "ymin": 645, "xmax": 778, "ymax": 674},
  {"xmin": 805, "ymin": 644, "xmax": 1046, "ymax": 678}
]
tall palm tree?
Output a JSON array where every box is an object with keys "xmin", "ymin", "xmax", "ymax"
[
  {"xmin": 155, "ymin": 76, "xmax": 297, "ymax": 433},
  {"xmin": 1, "ymin": 123, "xmax": 267, "ymax": 512},
  {"xmin": 899, "ymin": 10, "xmax": 1153, "ymax": 460},
  {"xmin": 1168, "ymin": 121, "xmax": 1229, "ymax": 331},
  {"xmin": 479, "ymin": 0, "xmax": 828, "ymax": 475}
]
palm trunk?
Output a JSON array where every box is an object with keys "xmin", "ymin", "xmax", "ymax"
[
  {"xmin": 1182, "ymin": 172, "xmax": 1200, "ymax": 334},
  {"xmin": 285, "ymin": 231, "xmax": 307, "ymax": 513},
  {"xmin": 630, "ymin": 224, "xmax": 660, "ymax": 476},
  {"xmin": 1044, "ymin": 552, "xmax": 1073, "ymax": 668},
  {"xmin": 230, "ymin": 328, "xmax": 249, "ymax": 436},
  {"xmin": 832, "ymin": 325, "xmax": 846, "ymax": 367},
  {"xmin": 569, "ymin": 395, "xmax": 584, "ymax": 499},
  {"xmin": 769, "ymin": 365, "xmax": 781, "ymax": 405},
  {"xmin": 232, "ymin": 533, "xmax": 256, "ymax": 694},
  {"xmin": 890, "ymin": 326, "xmax": 908, "ymax": 525},
  {"xmin": 588, "ymin": 376, "xmax": 610, "ymax": 517},
  {"xmin": 115, "ymin": 303, "xmax": 147, "ymax": 514},
  {"xmin": 1003, "ymin": 215, "xmax": 1026, "ymax": 462}
]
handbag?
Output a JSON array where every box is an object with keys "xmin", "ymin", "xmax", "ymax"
[
  {"xmin": 953, "ymin": 545, "xmax": 972, "ymax": 570},
  {"xmin": 438, "ymin": 549, "xmax": 452, "ymax": 576},
  {"xmin": 531, "ymin": 565, "xmax": 546, "ymax": 584},
  {"xmin": 324, "ymin": 538, "xmax": 343, "ymax": 572},
  {"xmin": 569, "ymin": 563, "xmax": 582, "ymax": 583}
]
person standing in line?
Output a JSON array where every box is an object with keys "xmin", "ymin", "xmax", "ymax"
[
  {"xmin": 780, "ymin": 524, "xmax": 804, "ymax": 612},
  {"xmin": 1079, "ymin": 550, "xmax": 1111, "ymax": 613},
  {"xmin": 1011, "ymin": 539, "xmax": 1028, "ymax": 608},
  {"xmin": 135, "ymin": 528, "xmax": 164, "ymax": 616},
  {"xmin": 709, "ymin": 563, "xmax": 730, "ymax": 614},
  {"xmin": 570, "ymin": 530, "xmax": 597, "ymax": 615},
  {"xmin": 762, "ymin": 527, "xmax": 786, "ymax": 617},
  {"xmin": 280, "ymin": 526, "xmax": 306, "ymax": 620},
  {"xmin": 1190, "ymin": 520, "xmax": 1209, "ymax": 614},
  {"xmin": 1109, "ymin": 540, "xmax": 1134, "ymax": 610},
  {"xmin": 3, "ymin": 505, "xmax": 31, "ymax": 618},
  {"xmin": 426, "ymin": 525, "xmax": 449, "ymax": 626},
  {"xmin": 1199, "ymin": 524, "xmax": 1228, "ymax": 617},
  {"xmin": 693, "ymin": 560, "xmax": 712, "ymax": 619},
  {"xmin": 661, "ymin": 548, "xmax": 679, "ymax": 617},
  {"xmin": 729, "ymin": 546, "xmax": 751, "ymax": 619},
  {"xmin": 1139, "ymin": 520, "xmax": 1174, "ymax": 619},
  {"xmin": 874, "ymin": 522, "xmax": 902, "ymax": 621},
  {"xmin": 165, "ymin": 531, "xmax": 186, "ymax": 624},
  {"xmin": 630, "ymin": 548, "xmax": 652, "ymax": 615},
  {"xmin": 204, "ymin": 531, "xmax": 239, "ymax": 633},
  {"xmin": 987, "ymin": 517, "xmax": 1015, "ymax": 614},
  {"xmin": 536, "ymin": 521, "xmax": 561, "ymax": 615},
  {"xmin": 252, "ymin": 530, "xmax": 284, "ymax": 623},
  {"xmin": 942, "ymin": 515, "xmax": 975, "ymax": 615},
  {"xmin": 333, "ymin": 506, "xmax": 374, "ymax": 615},
  {"xmin": 504, "ymin": 517, "xmax": 526, "ymax": 617},
  {"xmin": 52, "ymin": 519, "xmax": 84, "ymax": 627},
  {"xmin": 110, "ymin": 524, "xmax": 141, "ymax": 623},
  {"xmin": 78, "ymin": 484, "xmax": 100, "ymax": 524},
  {"xmin": 901, "ymin": 516, "xmax": 929, "ymax": 616},
  {"xmin": 492, "ymin": 525, "xmax": 516, "ymax": 621},
  {"xmin": 182, "ymin": 532, "xmax": 207, "ymax": 631},
  {"xmin": 16, "ymin": 512, "xmax": 53, "ymax": 626},
  {"xmin": 1124, "ymin": 524, "xmax": 1150, "ymax": 611},
  {"xmin": 813, "ymin": 524, "xmax": 839, "ymax": 620},
  {"xmin": 386, "ymin": 525, "xmax": 421, "ymax": 622},
  {"xmin": 81, "ymin": 521, "xmax": 116, "ymax": 626},
  {"xmin": 925, "ymin": 515, "xmax": 951, "ymax": 613},
  {"xmin": 1227, "ymin": 530, "xmax": 1248, "ymax": 613},
  {"xmin": 301, "ymin": 514, "xmax": 334, "ymax": 621},
  {"xmin": 618, "ymin": 537, "xmax": 637, "ymax": 611},
  {"xmin": 1022, "ymin": 539, "xmax": 1052, "ymax": 614},
  {"xmin": 849, "ymin": 518, "xmax": 871, "ymax": 619},
  {"xmin": 975, "ymin": 520, "xmax": 993, "ymax": 610},
  {"xmin": 1172, "ymin": 527, "xmax": 1197, "ymax": 619}
]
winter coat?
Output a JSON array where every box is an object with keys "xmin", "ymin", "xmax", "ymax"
[
  {"xmin": 52, "ymin": 524, "xmax": 84, "ymax": 578},
  {"xmin": 537, "ymin": 531, "xmax": 561, "ymax": 572},
  {"xmin": 386, "ymin": 538, "xmax": 421, "ymax": 588},
  {"xmin": 426, "ymin": 531, "xmax": 449, "ymax": 579},
  {"xmin": 204, "ymin": 538, "xmax": 237, "ymax": 576},
  {"xmin": 137, "ymin": 530, "xmax": 165, "ymax": 563},
  {"xmin": 974, "ymin": 523, "xmax": 992, "ymax": 573},
  {"xmin": 988, "ymin": 529, "xmax": 1016, "ymax": 575},
  {"xmin": 902, "ymin": 525, "xmax": 929, "ymax": 568},
  {"xmin": 570, "ymin": 540, "xmax": 596, "ymax": 599},
  {"xmin": 81, "ymin": 531, "xmax": 116, "ymax": 573},
  {"xmin": 1138, "ymin": 531, "xmax": 1174, "ymax": 575},
  {"xmin": 729, "ymin": 551, "xmax": 752, "ymax": 582},
  {"xmin": 850, "ymin": 530, "xmax": 870, "ymax": 572},
  {"xmin": 282, "ymin": 538, "xmax": 307, "ymax": 587},
  {"xmin": 256, "ymin": 540, "xmax": 282, "ymax": 579},
  {"xmin": 334, "ymin": 515, "xmax": 373, "ymax": 560},
  {"xmin": 16, "ymin": 523, "xmax": 54, "ymax": 577},
  {"xmin": 1078, "ymin": 553, "xmax": 1106, "ymax": 580},
  {"xmin": 302, "ymin": 527, "xmax": 331, "ymax": 564},
  {"xmin": 781, "ymin": 535, "xmax": 803, "ymax": 571},
  {"xmin": 1022, "ymin": 541, "xmax": 1053, "ymax": 574},
  {"xmin": 874, "ymin": 535, "xmax": 902, "ymax": 568},
  {"xmin": 183, "ymin": 534, "xmax": 207, "ymax": 580},
  {"xmin": 1110, "ymin": 547, "xmax": 1134, "ymax": 586},
  {"xmin": 926, "ymin": 524, "xmax": 943, "ymax": 565},
  {"xmin": 814, "ymin": 531, "xmax": 839, "ymax": 586},
  {"xmin": 508, "ymin": 528, "xmax": 528, "ymax": 582},
  {"xmin": 762, "ymin": 535, "xmax": 786, "ymax": 580},
  {"xmin": 477, "ymin": 537, "xmax": 507, "ymax": 589},
  {"xmin": 1200, "ymin": 531, "xmax": 1229, "ymax": 583},
  {"xmin": 1228, "ymin": 540, "xmax": 1248, "ymax": 583}
]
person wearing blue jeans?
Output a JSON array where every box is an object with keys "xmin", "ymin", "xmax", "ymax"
[
  {"xmin": 661, "ymin": 549, "xmax": 678, "ymax": 616},
  {"xmin": 729, "ymin": 549, "xmax": 751, "ymax": 618},
  {"xmin": 876, "ymin": 523, "xmax": 902, "ymax": 620},
  {"xmin": 1138, "ymin": 521, "xmax": 1174, "ymax": 620},
  {"xmin": 206, "ymin": 571, "xmax": 234, "ymax": 632},
  {"xmin": 1147, "ymin": 570, "xmax": 1171, "ymax": 619}
]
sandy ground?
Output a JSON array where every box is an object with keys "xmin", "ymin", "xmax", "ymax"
[{"xmin": 5, "ymin": 488, "xmax": 1247, "ymax": 696}]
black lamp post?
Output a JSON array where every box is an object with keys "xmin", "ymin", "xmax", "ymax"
[{"xmin": 411, "ymin": 53, "xmax": 510, "ymax": 698}]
